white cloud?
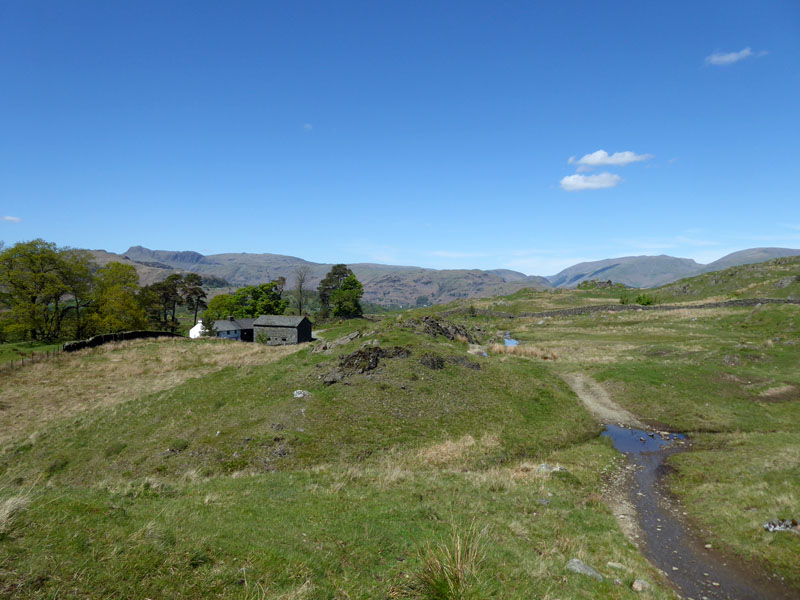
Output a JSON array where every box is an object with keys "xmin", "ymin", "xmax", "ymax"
[
  {"xmin": 705, "ymin": 47, "xmax": 766, "ymax": 66},
  {"xmin": 560, "ymin": 172, "xmax": 622, "ymax": 191},
  {"xmin": 2, "ymin": 216, "xmax": 21, "ymax": 223},
  {"xmin": 302, "ymin": 123, "xmax": 313, "ymax": 131},
  {"xmin": 568, "ymin": 150, "xmax": 653, "ymax": 171}
]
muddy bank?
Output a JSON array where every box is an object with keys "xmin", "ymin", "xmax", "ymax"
[{"xmin": 603, "ymin": 425, "xmax": 797, "ymax": 600}]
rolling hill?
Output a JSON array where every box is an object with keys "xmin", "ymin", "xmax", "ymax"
[
  {"xmin": 546, "ymin": 247, "xmax": 800, "ymax": 288},
  {"xmin": 87, "ymin": 246, "xmax": 800, "ymax": 306},
  {"xmin": 112, "ymin": 246, "xmax": 552, "ymax": 306}
]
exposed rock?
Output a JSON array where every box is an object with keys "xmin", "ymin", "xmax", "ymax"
[
  {"xmin": 536, "ymin": 463, "xmax": 567, "ymax": 475},
  {"xmin": 322, "ymin": 369, "xmax": 344, "ymax": 385},
  {"xmin": 419, "ymin": 353, "xmax": 445, "ymax": 370},
  {"xmin": 340, "ymin": 347, "xmax": 383, "ymax": 374},
  {"xmin": 632, "ymin": 578, "xmax": 651, "ymax": 592},
  {"xmin": 323, "ymin": 346, "xmax": 411, "ymax": 385},
  {"xmin": 566, "ymin": 558, "xmax": 603, "ymax": 581},
  {"xmin": 406, "ymin": 316, "xmax": 478, "ymax": 344},
  {"xmin": 314, "ymin": 330, "xmax": 363, "ymax": 353},
  {"xmin": 448, "ymin": 355, "xmax": 481, "ymax": 370},
  {"xmin": 723, "ymin": 354, "xmax": 741, "ymax": 366},
  {"xmin": 763, "ymin": 518, "xmax": 799, "ymax": 533},
  {"xmin": 292, "ymin": 390, "xmax": 309, "ymax": 399},
  {"xmin": 606, "ymin": 561, "xmax": 626, "ymax": 571}
]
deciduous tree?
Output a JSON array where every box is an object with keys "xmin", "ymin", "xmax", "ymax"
[
  {"xmin": 331, "ymin": 273, "xmax": 364, "ymax": 318},
  {"xmin": 317, "ymin": 264, "xmax": 352, "ymax": 318},
  {"xmin": 91, "ymin": 262, "xmax": 148, "ymax": 332}
]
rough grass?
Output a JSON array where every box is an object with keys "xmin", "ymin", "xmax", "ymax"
[
  {"xmin": 0, "ymin": 337, "xmax": 301, "ymax": 445},
  {"xmin": 3, "ymin": 266, "xmax": 799, "ymax": 597},
  {"xmin": 0, "ymin": 316, "xmax": 676, "ymax": 598},
  {"xmin": 414, "ymin": 520, "xmax": 487, "ymax": 600},
  {"xmin": 0, "ymin": 494, "xmax": 29, "ymax": 539},
  {"xmin": 0, "ymin": 341, "xmax": 62, "ymax": 365},
  {"xmin": 668, "ymin": 432, "xmax": 800, "ymax": 586},
  {"xmin": 487, "ymin": 343, "xmax": 558, "ymax": 360}
]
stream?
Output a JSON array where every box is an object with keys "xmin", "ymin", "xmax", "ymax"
[{"xmin": 602, "ymin": 424, "xmax": 796, "ymax": 600}]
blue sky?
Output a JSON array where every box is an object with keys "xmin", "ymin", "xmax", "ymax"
[{"xmin": 2, "ymin": 1, "xmax": 798, "ymax": 275}]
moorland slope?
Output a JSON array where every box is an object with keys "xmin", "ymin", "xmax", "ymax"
[{"xmin": 2, "ymin": 258, "xmax": 798, "ymax": 598}]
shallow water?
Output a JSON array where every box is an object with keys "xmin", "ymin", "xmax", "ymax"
[
  {"xmin": 601, "ymin": 424, "xmax": 683, "ymax": 454},
  {"xmin": 504, "ymin": 332, "xmax": 519, "ymax": 346},
  {"xmin": 602, "ymin": 424, "xmax": 796, "ymax": 600}
]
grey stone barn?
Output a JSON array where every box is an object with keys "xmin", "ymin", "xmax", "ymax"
[
  {"xmin": 213, "ymin": 317, "xmax": 256, "ymax": 342},
  {"xmin": 253, "ymin": 315, "xmax": 313, "ymax": 345}
]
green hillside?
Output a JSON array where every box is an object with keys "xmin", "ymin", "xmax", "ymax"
[
  {"xmin": 654, "ymin": 255, "xmax": 800, "ymax": 303},
  {"xmin": 2, "ymin": 278, "xmax": 799, "ymax": 598}
]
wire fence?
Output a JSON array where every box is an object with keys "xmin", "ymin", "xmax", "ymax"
[
  {"xmin": 2, "ymin": 331, "xmax": 186, "ymax": 373},
  {"xmin": 1, "ymin": 345, "xmax": 65, "ymax": 373}
]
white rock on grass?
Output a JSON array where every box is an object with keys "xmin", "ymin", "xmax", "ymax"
[
  {"xmin": 293, "ymin": 390, "xmax": 310, "ymax": 399},
  {"xmin": 566, "ymin": 558, "xmax": 603, "ymax": 581},
  {"xmin": 632, "ymin": 578, "xmax": 651, "ymax": 592}
]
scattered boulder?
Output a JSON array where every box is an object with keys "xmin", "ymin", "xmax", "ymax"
[
  {"xmin": 292, "ymin": 390, "xmax": 309, "ymax": 399},
  {"xmin": 419, "ymin": 353, "xmax": 445, "ymax": 370},
  {"xmin": 406, "ymin": 316, "xmax": 478, "ymax": 344},
  {"xmin": 322, "ymin": 369, "xmax": 344, "ymax": 385},
  {"xmin": 340, "ymin": 346, "xmax": 383, "ymax": 374},
  {"xmin": 323, "ymin": 346, "xmax": 411, "ymax": 385},
  {"xmin": 723, "ymin": 354, "xmax": 741, "ymax": 366},
  {"xmin": 536, "ymin": 463, "xmax": 567, "ymax": 475},
  {"xmin": 632, "ymin": 578, "xmax": 651, "ymax": 592},
  {"xmin": 566, "ymin": 558, "xmax": 603, "ymax": 581},
  {"xmin": 763, "ymin": 518, "xmax": 799, "ymax": 533},
  {"xmin": 312, "ymin": 331, "xmax": 362, "ymax": 353}
]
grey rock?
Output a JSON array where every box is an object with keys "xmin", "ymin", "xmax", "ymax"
[
  {"xmin": 323, "ymin": 369, "xmax": 344, "ymax": 385},
  {"xmin": 632, "ymin": 578, "xmax": 651, "ymax": 592},
  {"xmin": 536, "ymin": 463, "xmax": 567, "ymax": 475},
  {"xmin": 606, "ymin": 561, "xmax": 626, "ymax": 570},
  {"xmin": 292, "ymin": 390, "xmax": 309, "ymax": 399},
  {"xmin": 566, "ymin": 558, "xmax": 603, "ymax": 581}
]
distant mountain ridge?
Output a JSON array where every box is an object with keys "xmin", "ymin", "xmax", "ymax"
[
  {"xmin": 546, "ymin": 248, "xmax": 800, "ymax": 288},
  {"xmin": 114, "ymin": 247, "xmax": 552, "ymax": 306},
  {"xmin": 87, "ymin": 246, "xmax": 800, "ymax": 306}
]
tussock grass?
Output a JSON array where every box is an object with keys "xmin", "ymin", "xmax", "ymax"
[
  {"xmin": 415, "ymin": 520, "xmax": 487, "ymax": 600},
  {"xmin": 487, "ymin": 343, "xmax": 558, "ymax": 360},
  {"xmin": 0, "ymin": 493, "xmax": 29, "ymax": 538}
]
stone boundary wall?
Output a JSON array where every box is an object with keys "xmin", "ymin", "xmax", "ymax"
[
  {"xmin": 63, "ymin": 330, "xmax": 185, "ymax": 352},
  {"xmin": 449, "ymin": 298, "xmax": 800, "ymax": 320}
]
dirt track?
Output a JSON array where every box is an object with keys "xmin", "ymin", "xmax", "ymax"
[{"xmin": 561, "ymin": 372, "xmax": 644, "ymax": 427}]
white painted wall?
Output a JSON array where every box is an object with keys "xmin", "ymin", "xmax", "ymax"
[{"xmin": 189, "ymin": 321, "xmax": 204, "ymax": 339}]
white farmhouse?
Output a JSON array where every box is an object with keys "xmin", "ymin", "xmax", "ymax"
[{"xmin": 189, "ymin": 320, "xmax": 205, "ymax": 339}]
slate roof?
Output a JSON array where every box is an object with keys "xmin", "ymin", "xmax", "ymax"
[
  {"xmin": 252, "ymin": 315, "xmax": 310, "ymax": 327},
  {"xmin": 213, "ymin": 317, "xmax": 257, "ymax": 331}
]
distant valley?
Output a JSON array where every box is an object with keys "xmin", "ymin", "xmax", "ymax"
[{"xmin": 88, "ymin": 246, "xmax": 800, "ymax": 306}]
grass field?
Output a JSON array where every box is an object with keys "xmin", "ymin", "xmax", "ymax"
[
  {"xmin": 1, "ymin": 258, "xmax": 799, "ymax": 598},
  {"xmin": 0, "ymin": 341, "xmax": 62, "ymax": 365}
]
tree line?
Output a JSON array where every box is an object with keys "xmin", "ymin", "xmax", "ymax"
[
  {"xmin": 0, "ymin": 240, "xmax": 365, "ymax": 343},
  {"xmin": 0, "ymin": 239, "xmax": 209, "ymax": 342}
]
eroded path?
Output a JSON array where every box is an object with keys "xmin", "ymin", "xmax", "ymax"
[
  {"xmin": 563, "ymin": 372, "xmax": 797, "ymax": 600},
  {"xmin": 561, "ymin": 372, "xmax": 644, "ymax": 428}
]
